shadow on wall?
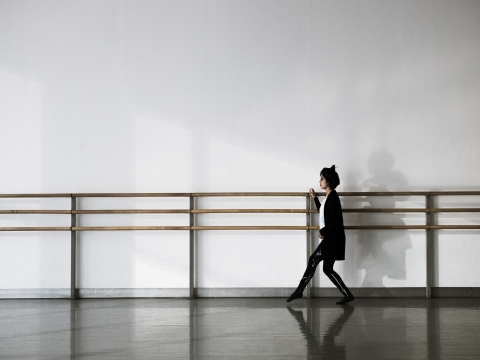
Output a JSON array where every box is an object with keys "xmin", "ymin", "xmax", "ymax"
[{"xmin": 356, "ymin": 150, "xmax": 412, "ymax": 294}]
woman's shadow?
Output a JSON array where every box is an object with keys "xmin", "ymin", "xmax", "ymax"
[
  {"xmin": 356, "ymin": 150, "xmax": 412, "ymax": 296},
  {"xmin": 287, "ymin": 305, "xmax": 354, "ymax": 359}
]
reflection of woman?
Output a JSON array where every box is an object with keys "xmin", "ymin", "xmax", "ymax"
[
  {"xmin": 287, "ymin": 165, "xmax": 354, "ymax": 304},
  {"xmin": 287, "ymin": 305, "xmax": 354, "ymax": 359}
]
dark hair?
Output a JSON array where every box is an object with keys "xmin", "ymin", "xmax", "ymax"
[{"xmin": 320, "ymin": 165, "xmax": 340, "ymax": 190}]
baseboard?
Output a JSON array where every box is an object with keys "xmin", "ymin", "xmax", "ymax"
[
  {"xmin": 0, "ymin": 288, "xmax": 189, "ymax": 299},
  {"xmin": 431, "ymin": 287, "xmax": 480, "ymax": 297},
  {"xmin": 198, "ymin": 287, "xmax": 427, "ymax": 298},
  {"xmin": 1, "ymin": 287, "xmax": 479, "ymax": 299},
  {"xmin": 0, "ymin": 288, "xmax": 70, "ymax": 299},
  {"xmin": 311, "ymin": 287, "xmax": 427, "ymax": 298},
  {"xmin": 77, "ymin": 288, "xmax": 190, "ymax": 298},
  {"xmin": 196, "ymin": 287, "xmax": 295, "ymax": 298}
]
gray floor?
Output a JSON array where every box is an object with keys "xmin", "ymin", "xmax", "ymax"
[{"xmin": 0, "ymin": 298, "xmax": 479, "ymax": 359}]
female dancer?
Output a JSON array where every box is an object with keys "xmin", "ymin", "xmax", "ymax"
[{"xmin": 287, "ymin": 165, "xmax": 354, "ymax": 304}]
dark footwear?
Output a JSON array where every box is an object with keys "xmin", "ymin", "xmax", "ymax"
[
  {"xmin": 336, "ymin": 295, "xmax": 354, "ymax": 305},
  {"xmin": 286, "ymin": 291, "xmax": 303, "ymax": 303}
]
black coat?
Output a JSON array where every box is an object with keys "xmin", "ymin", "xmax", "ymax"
[{"xmin": 314, "ymin": 190, "xmax": 346, "ymax": 261}]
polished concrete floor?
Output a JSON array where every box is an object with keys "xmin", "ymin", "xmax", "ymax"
[{"xmin": 0, "ymin": 297, "xmax": 479, "ymax": 359}]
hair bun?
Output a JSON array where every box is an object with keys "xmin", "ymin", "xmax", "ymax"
[{"xmin": 331, "ymin": 165, "xmax": 336, "ymax": 171}]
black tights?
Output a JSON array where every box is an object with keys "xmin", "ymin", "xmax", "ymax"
[{"xmin": 296, "ymin": 242, "xmax": 352, "ymax": 297}]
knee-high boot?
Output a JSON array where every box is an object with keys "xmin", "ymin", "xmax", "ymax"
[
  {"xmin": 287, "ymin": 251, "xmax": 322, "ymax": 302},
  {"xmin": 326, "ymin": 271, "xmax": 354, "ymax": 304}
]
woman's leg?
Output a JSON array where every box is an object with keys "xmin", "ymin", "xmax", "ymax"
[
  {"xmin": 323, "ymin": 260, "xmax": 354, "ymax": 304},
  {"xmin": 286, "ymin": 243, "xmax": 323, "ymax": 302},
  {"xmin": 297, "ymin": 244, "xmax": 323, "ymax": 293}
]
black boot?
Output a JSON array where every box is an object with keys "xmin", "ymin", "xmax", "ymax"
[
  {"xmin": 328, "ymin": 272, "xmax": 354, "ymax": 305},
  {"xmin": 336, "ymin": 293, "xmax": 354, "ymax": 304},
  {"xmin": 288, "ymin": 245, "xmax": 323, "ymax": 303},
  {"xmin": 286, "ymin": 290, "xmax": 304, "ymax": 303}
]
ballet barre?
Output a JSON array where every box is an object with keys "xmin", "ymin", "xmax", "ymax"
[{"xmin": 1, "ymin": 191, "xmax": 480, "ymax": 299}]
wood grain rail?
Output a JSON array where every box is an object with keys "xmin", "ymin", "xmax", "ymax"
[
  {"xmin": 342, "ymin": 208, "xmax": 480, "ymax": 213},
  {"xmin": 2, "ymin": 225, "xmax": 480, "ymax": 231},
  {"xmin": 1, "ymin": 208, "xmax": 480, "ymax": 214},
  {"xmin": 72, "ymin": 193, "xmax": 192, "ymax": 197},
  {"xmin": 79, "ymin": 191, "xmax": 480, "ymax": 196},
  {"xmin": 70, "ymin": 192, "xmax": 308, "ymax": 198},
  {"xmin": 0, "ymin": 210, "xmax": 72, "ymax": 214},
  {"xmin": 338, "ymin": 191, "xmax": 480, "ymax": 196},
  {"xmin": 73, "ymin": 209, "xmax": 309, "ymax": 214},
  {"xmin": 428, "ymin": 208, "xmax": 480, "ymax": 212},
  {"xmin": 73, "ymin": 226, "xmax": 307, "ymax": 231},
  {"xmin": 69, "ymin": 191, "xmax": 480, "ymax": 197},
  {"xmin": 72, "ymin": 226, "xmax": 190, "ymax": 231},
  {"xmin": 71, "ymin": 192, "xmax": 308, "ymax": 197},
  {"xmin": 428, "ymin": 225, "xmax": 480, "ymax": 229},
  {"xmin": 190, "ymin": 192, "xmax": 307, "ymax": 197},
  {"xmin": 72, "ymin": 209, "xmax": 191, "ymax": 214},
  {"xmin": 1, "ymin": 191, "xmax": 480, "ymax": 198},
  {"xmin": 0, "ymin": 194, "xmax": 71, "ymax": 198},
  {"xmin": 0, "ymin": 227, "xmax": 71, "ymax": 231}
]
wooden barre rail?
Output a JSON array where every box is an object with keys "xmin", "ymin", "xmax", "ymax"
[
  {"xmin": 75, "ymin": 225, "xmax": 480, "ymax": 230},
  {"xmin": 1, "ymin": 225, "xmax": 480, "ymax": 231},
  {"xmin": 0, "ymin": 194, "xmax": 72, "ymax": 198},
  {"xmin": 0, "ymin": 227, "xmax": 71, "ymax": 231},
  {"xmin": 69, "ymin": 191, "xmax": 480, "ymax": 196},
  {"xmin": 1, "ymin": 208, "xmax": 480, "ymax": 214},
  {"xmin": 69, "ymin": 225, "xmax": 480, "ymax": 231},
  {"xmin": 70, "ymin": 208, "xmax": 480, "ymax": 213},
  {"xmin": 0, "ymin": 191, "xmax": 480, "ymax": 198},
  {"xmin": 0, "ymin": 210, "xmax": 72, "ymax": 214}
]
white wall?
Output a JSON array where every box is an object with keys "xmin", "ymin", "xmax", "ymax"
[{"xmin": 0, "ymin": 0, "xmax": 479, "ymax": 292}]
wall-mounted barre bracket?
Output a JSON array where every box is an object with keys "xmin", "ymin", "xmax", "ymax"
[{"xmin": 71, "ymin": 196, "xmax": 77, "ymax": 300}]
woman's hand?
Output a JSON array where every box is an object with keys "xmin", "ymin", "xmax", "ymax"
[{"xmin": 309, "ymin": 188, "xmax": 316, "ymax": 198}]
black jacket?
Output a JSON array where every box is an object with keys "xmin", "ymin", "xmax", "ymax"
[{"xmin": 314, "ymin": 190, "xmax": 346, "ymax": 261}]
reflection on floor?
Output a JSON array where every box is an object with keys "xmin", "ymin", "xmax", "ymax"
[{"xmin": 0, "ymin": 298, "xmax": 479, "ymax": 359}]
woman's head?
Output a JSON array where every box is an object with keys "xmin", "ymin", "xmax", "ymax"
[{"xmin": 320, "ymin": 165, "xmax": 340, "ymax": 190}]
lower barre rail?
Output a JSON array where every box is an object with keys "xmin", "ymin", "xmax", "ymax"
[
  {"xmin": 2, "ymin": 225, "xmax": 480, "ymax": 231},
  {"xmin": 71, "ymin": 225, "xmax": 480, "ymax": 231},
  {"xmin": 0, "ymin": 227, "xmax": 71, "ymax": 231},
  {"xmin": 73, "ymin": 226, "xmax": 190, "ymax": 231}
]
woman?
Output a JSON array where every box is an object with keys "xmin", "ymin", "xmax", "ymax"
[{"xmin": 287, "ymin": 165, "xmax": 354, "ymax": 304}]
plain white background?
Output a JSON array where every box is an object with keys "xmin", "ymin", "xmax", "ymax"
[{"xmin": 0, "ymin": 0, "xmax": 479, "ymax": 292}]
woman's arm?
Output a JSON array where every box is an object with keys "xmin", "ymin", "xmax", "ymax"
[
  {"xmin": 309, "ymin": 188, "xmax": 320, "ymax": 211},
  {"xmin": 319, "ymin": 192, "xmax": 343, "ymax": 236}
]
